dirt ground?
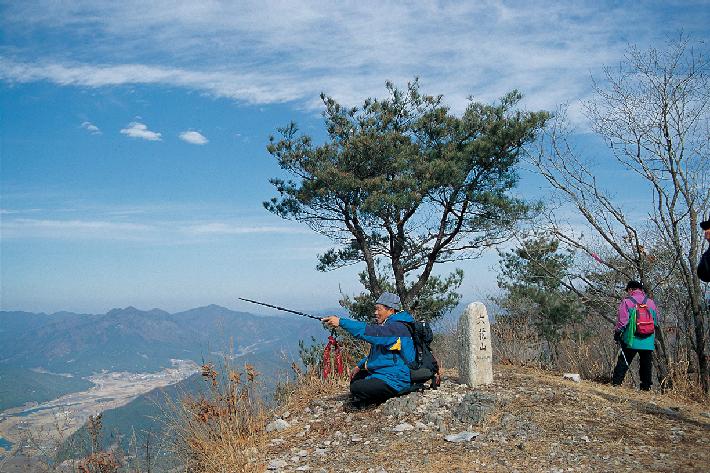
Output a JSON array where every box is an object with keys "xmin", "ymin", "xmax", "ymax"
[{"xmin": 265, "ymin": 365, "xmax": 710, "ymax": 472}]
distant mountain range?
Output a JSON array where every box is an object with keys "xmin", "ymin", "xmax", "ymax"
[
  {"xmin": 1, "ymin": 304, "xmax": 325, "ymax": 375},
  {"xmin": 0, "ymin": 305, "xmax": 327, "ymax": 411}
]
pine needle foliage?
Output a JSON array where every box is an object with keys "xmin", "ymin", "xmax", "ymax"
[{"xmin": 265, "ymin": 79, "xmax": 549, "ymax": 317}]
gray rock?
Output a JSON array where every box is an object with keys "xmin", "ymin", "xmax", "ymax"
[
  {"xmin": 266, "ymin": 419, "xmax": 291, "ymax": 432},
  {"xmin": 392, "ymin": 422, "xmax": 415, "ymax": 432},
  {"xmin": 643, "ymin": 404, "xmax": 681, "ymax": 417},
  {"xmin": 453, "ymin": 392, "xmax": 497, "ymax": 425},
  {"xmin": 444, "ymin": 431, "xmax": 480, "ymax": 442},
  {"xmin": 381, "ymin": 393, "xmax": 421, "ymax": 417},
  {"xmin": 501, "ymin": 413, "xmax": 516, "ymax": 425},
  {"xmin": 563, "ymin": 373, "xmax": 581, "ymax": 383},
  {"xmin": 267, "ymin": 459, "xmax": 288, "ymax": 470},
  {"xmin": 435, "ymin": 417, "xmax": 447, "ymax": 432},
  {"xmin": 423, "ymin": 411, "xmax": 441, "ymax": 425}
]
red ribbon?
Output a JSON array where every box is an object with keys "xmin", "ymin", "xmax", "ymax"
[{"xmin": 322, "ymin": 334, "xmax": 344, "ymax": 378}]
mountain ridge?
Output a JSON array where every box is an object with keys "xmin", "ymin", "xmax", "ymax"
[{"xmin": 0, "ymin": 304, "xmax": 325, "ymax": 412}]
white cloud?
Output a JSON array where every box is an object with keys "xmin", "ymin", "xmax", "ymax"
[
  {"xmin": 0, "ymin": 59, "xmax": 311, "ymax": 105},
  {"xmin": 0, "ymin": 2, "xmax": 707, "ymax": 116},
  {"xmin": 120, "ymin": 122, "xmax": 161, "ymax": 141},
  {"xmin": 0, "ymin": 218, "xmax": 153, "ymax": 240},
  {"xmin": 0, "ymin": 212, "xmax": 308, "ymax": 241},
  {"xmin": 80, "ymin": 121, "xmax": 101, "ymax": 134},
  {"xmin": 179, "ymin": 130, "xmax": 208, "ymax": 145},
  {"xmin": 183, "ymin": 223, "xmax": 305, "ymax": 235}
]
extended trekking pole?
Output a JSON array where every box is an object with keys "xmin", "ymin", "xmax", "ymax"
[
  {"xmin": 237, "ymin": 297, "xmax": 322, "ymax": 320},
  {"xmin": 237, "ymin": 297, "xmax": 344, "ymax": 378},
  {"xmin": 615, "ymin": 341, "xmax": 638, "ymax": 386},
  {"xmin": 617, "ymin": 342, "xmax": 629, "ymax": 367}
]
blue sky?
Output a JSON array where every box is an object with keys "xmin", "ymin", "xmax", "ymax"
[{"xmin": 1, "ymin": 1, "xmax": 709, "ymax": 314}]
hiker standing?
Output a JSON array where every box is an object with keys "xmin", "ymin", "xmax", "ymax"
[
  {"xmin": 612, "ymin": 281, "xmax": 659, "ymax": 391},
  {"xmin": 698, "ymin": 218, "xmax": 710, "ymax": 283},
  {"xmin": 321, "ymin": 292, "xmax": 415, "ymax": 408}
]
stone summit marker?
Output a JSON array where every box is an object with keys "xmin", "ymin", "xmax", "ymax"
[{"xmin": 457, "ymin": 302, "xmax": 493, "ymax": 386}]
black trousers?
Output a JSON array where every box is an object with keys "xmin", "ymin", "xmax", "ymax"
[
  {"xmin": 350, "ymin": 370, "xmax": 398, "ymax": 406},
  {"xmin": 612, "ymin": 346, "xmax": 653, "ymax": 390}
]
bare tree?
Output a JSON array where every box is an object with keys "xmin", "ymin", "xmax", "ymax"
[{"xmin": 531, "ymin": 37, "xmax": 710, "ymax": 392}]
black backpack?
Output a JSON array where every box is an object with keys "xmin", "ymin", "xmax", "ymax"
[{"xmin": 400, "ymin": 320, "xmax": 440, "ymax": 390}]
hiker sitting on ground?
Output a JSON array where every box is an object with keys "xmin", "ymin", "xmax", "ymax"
[
  {"xmin": 612, "ymin": 280, "xmax": 659, "ymax": 391},
  {"xmin": 321, "ymin": 292, "xmax": 415, "ymax": 408},
  {"xmin": 698, "ymin": 218, "xmax": 710, "ymax": 283}
]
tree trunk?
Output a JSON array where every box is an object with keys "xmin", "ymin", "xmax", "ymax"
[{"xmin": 691, "ymin": 304, "xmax": 709, "ymax": 392}]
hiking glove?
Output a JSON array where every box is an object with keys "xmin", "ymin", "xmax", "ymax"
[{"xmin": 613, "ymin": 329, "xmax": 623, "ymax": 342}]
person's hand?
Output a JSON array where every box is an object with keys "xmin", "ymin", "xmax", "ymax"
[
  {"xmin": 321, "ymin": 316, "xmax": 340, "ymax": 329},
  {"xmin": 613, "ymin": 329, "xmax": 623, "ymax": 343},
  {"xmin": 350, "ymin": 365, "xmax": 360, "ymax": 381}
]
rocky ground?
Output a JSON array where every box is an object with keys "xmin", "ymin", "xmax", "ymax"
[{"xmin": 262, "ymin": 365, "xmax": 710, "ymax": 472}]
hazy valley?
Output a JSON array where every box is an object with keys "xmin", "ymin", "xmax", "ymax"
[{"xmin": 0, "ymin": 304, "xmax": 327, "ymax": 468}]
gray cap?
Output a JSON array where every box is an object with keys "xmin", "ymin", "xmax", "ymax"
[{"xmin": 375, "ymin": 292, "xmax": 401, "ymax": 310}]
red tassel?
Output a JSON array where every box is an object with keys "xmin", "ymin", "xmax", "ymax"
[
  {"xmin": 334, "ymin": 337, "xmax": 343, "ymax": 375},
  {"xmin": 322, "ymin": 337, "xmax": 333, "ymax": 378}
]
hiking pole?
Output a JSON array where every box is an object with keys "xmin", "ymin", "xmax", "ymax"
[
  {"xmin": 237, "ymin": 297, "xmax": 322, "ymax": 320},
  {"xmin": 617, "ymin": 342, "xmax": 629, "ymax": 367},
  {"xmin": 238, "ymin": 297, "xmax": 344, "ymax": 378},
  {"xmin": 615, "ymin": 341, "xmax": 638, "ymax": 386}
]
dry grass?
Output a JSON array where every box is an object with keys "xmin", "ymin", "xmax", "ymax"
[
  {"xmin": 275, "ymin": 364, "xmax": 350, "ymax": 415},
  {"xmin": 262, "ymin": 363, "xmax": 710, "ymax": 472},
  {"xmin": 428, "ymin": 365, "xmax": 708, "ymax": 471},
  {"xmin": 77, "ymin": 451, "xmax": 121, "ymax": 473},
  {"xmin": 482, "ymin": 316, "xmax": 709, "ymax": 405},
  {"xmin": 488, "ymin": 315, "xmax": 549, "ymax": 368},
  {"xmin": 166, "ymin": 362, "xmax": 268, "ymax": 473},
  {"xmin": 661, "ymin": 349, "xmax": 709, "ymax": 404},
  {"xmin": 163, "ymin": 318, "xmax": 706, "ymax": 472}
]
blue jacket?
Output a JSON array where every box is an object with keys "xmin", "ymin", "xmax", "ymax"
[{"xmin": 339, "ymin": 310, "xmax": 416, "ymax": 393}]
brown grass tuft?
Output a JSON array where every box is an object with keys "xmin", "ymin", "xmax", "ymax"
[
  {"xmin": 166, "ymin": 362, "xmax": 267, "ymax": 472},
  {"xmin": 660, "ymin": 348, "xmax": 709, "ymax": 403},
  {"xmin": 275, "ymin": 364, "xmax": 350, "ymax": 414}
]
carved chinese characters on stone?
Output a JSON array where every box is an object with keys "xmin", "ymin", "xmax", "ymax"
[{"xmin": 457, "ymin": 302, "xmax": 493, "ymax": 386}]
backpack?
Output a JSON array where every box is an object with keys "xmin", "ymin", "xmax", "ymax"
[
  {"xmin": 400, "ymin": 321, "xmax": 440, "ymax": 389},
  {"xmin": 625, "ymin": 296, "xmax": 656, "ymax": 340}
]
